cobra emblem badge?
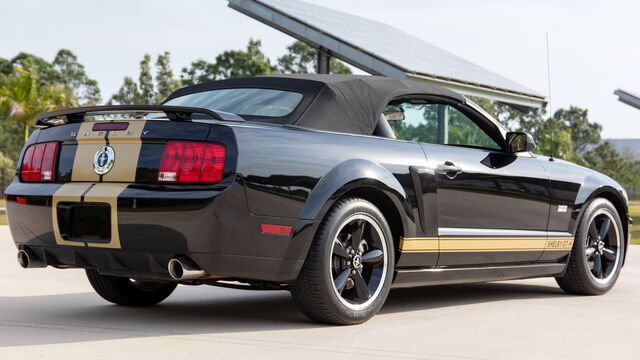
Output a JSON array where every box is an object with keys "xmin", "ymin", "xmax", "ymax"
[{"xmin": 93, "ymin": 145, "xmax": 115, "ymax": 175}]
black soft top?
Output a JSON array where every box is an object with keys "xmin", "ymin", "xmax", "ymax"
[{"xmin": 164, "ymin": 74, "xmax": 464, "ymax": 135}]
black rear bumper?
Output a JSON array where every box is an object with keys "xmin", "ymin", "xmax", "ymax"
[
  {"xmin": 5, "ymin": 179, "xmax": 314, "ymax": 283},
  {"xmin": 19, "ymin": 245, "xmax": 303, "ymax": 282}
]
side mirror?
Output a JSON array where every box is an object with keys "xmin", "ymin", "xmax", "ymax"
[{"xmin": 506, "ymin": 132, "xmax": 536, "ymax": 153}]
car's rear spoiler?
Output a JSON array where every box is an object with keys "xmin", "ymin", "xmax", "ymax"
[{"xmin": 34, "ymin": 105, "xmax": 244, "ymax": 127}]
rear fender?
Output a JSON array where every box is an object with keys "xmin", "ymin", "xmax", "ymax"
[{"xmin": 284, "ymin": 159, "xmax": 415, "ymax": 270}]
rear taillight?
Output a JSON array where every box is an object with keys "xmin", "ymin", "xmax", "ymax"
[
  {"xmin": 20, "ymin": 142, "xmax": 58, "ymax": 182},
  {"xmin": 158, "ymin": 141, "xmax": 226, "ymax": 183}
]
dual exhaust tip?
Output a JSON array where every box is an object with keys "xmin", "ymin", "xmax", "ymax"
[{"xmin": 17, "ymin": 249, "xmax": 205, "ymax": 281}]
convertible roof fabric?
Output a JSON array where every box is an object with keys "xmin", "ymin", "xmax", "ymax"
[{"xmin": 164, "ymin": 74, "xmax": 464, "ymax": 135}]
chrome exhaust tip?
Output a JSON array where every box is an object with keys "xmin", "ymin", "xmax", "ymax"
[
  {"xmin": 168, "ymin": 256, "xmax": 206, "ymax": 280},
  {"xmin": 17, "ymin": 249, "xmax": 46, "ymax": 269}
]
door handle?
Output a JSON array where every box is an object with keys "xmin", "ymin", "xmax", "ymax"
[{"xmin": 435, "ymin": 161, "xmax": 462, "ymax": 179}]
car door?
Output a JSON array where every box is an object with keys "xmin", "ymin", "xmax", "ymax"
[{"xmin": 388, "ymin": 98, "xmax": 551, "ymax": 266}]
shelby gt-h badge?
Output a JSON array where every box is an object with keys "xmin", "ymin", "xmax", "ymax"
[{"xmin": 5, "ymin": 75, "xmax": 631, "ymax": 325}]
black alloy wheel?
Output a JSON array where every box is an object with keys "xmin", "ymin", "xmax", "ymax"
[
  {"xmin": 331, "ymin": 215, "xmax": 387, "ymax": 310},
  {"xmin": 290, "ymin": 197, "xmax": 394, "ymax": 325},
  {"xmin": 556, "ymin": 198, "xmax": 625, "ymax": 295},
  {"xmin": 585, "ymin": 211, "xmax": 621, "ymax": 283}
]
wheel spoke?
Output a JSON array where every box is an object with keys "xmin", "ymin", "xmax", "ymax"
[
  {"xmin": 350, "ymin": 219, "xmax": 366, "ymax": 250},
  {"xmin": 598, "ymin": 218, "xmax": 611, "ymax": 240},
  {"xmin": 333, "ymin": 239, "xmax": 350, "ymax": 259},
  {"xmin": 352, "ymin": 271, "xmax": 371, "ymax": 300},
  {"xmin": 585, "ymin": 247, "xmax": 596, "ymax": 259},
  {"xmin": 362, "ymin": 248, "xmax": 384, "ymax": 264},
  {"xmin": 602, "ymin": 247, "xmax": 617, "ymax": 262},
  {"xmin": 588, "ymin": 221, "xmax": 599, "ymax": 242},
  {"xmin": 334, "ymin": 269, "xmax": 351, "ymax": 294},
  {"xmin": 593, "ymin": 254, "xmax": 603, "ymax": 278}
]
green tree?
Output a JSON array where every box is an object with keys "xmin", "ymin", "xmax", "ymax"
[
  {"xmin": 138, "ymin": 54, "xmax": 154, "ymax": 104},
  {"xmin": 155, "ymin": 52, "xmax": 181, "ymax": 103},
  {"xmin": 110, "ymin": 52, "xmax": 181, "ymax": 104},
  {"xmin": 534, "ymin": 117, "xmax": 576, "ymax": 161},
  {"xmin": 2, "ymin": 50, "xmax": 100, "ymax": 105},
  {"xmin": 0, "ymin": 63, "xmax": 69, "ymax": 141},
  {"xmin": 0, "ymin": 116, "xmax": 23, "ymax": 164},
  {"xmin": 180, "ymin": 59, "xmax": 218, "ymax": 86},
  {"xmin": 181, "ymin": 39, "xmax": 274, "ymax": 86},
  {"xmin": 109, "ymin": 77, "xmax": 141, "ymax": 105},
  {"xmin": 583, "ymin": 142, "xmax": 627, "ymax": 180},
  {"xmin": 215, "ymin": 39, "xmax": 274, "ymax": 79},
  {"xmin": 553, "ymin": 106, "xmax": 601, "ymax": 153},
  {"xmin": 52, "ymin": 49, "xmax": 102, "ymax": 105},
  {"xmin": 276, "ymin": 41, "xmax": 352, "ymax": 74}
]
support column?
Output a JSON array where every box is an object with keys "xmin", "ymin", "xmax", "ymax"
[{"xmin": 316, "ymin": 47, "xmax": 330, "ymax": 74}]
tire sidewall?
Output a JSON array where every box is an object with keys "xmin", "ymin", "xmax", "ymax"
[
  {"xmin": 318, "ymin": 199, "xmax": 395, "ymax": 321},
  {"xmin": 574, "ymin": 198, "xmax": 625, "ymax": 292}
]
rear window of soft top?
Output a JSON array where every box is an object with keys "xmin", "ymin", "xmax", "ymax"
[{"xmin": 164, "ymin": 88, "xmax": 303, "ymax": 117}]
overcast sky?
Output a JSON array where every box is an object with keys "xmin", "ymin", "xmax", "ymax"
[{"xmin": 1, "ymin": 0, "xmax": 638, "ymax": 138}]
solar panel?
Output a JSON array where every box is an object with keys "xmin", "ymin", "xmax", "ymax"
[{"xmin": 228, "ymin": 0, "xmax": 546, "ymax": 108}]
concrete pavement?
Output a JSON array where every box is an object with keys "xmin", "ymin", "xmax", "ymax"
[{"xmin": 1, "ymin": 225, "xmax": 639, "ymax": 359}]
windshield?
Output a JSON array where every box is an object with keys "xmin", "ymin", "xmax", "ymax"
[{"xmin": 164, "ymin": 88, "xmax": 304, "ymax": 117}]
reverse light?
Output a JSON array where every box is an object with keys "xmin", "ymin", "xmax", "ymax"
[
  {"xmin": 158, "ymin": 141, "xmax": 226, "ymax": 183},
  {"xmin": 20, "ymin": 142, "xmax": 58, "ymax": 182}
]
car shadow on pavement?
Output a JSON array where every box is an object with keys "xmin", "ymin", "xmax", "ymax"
[
  {"xmin": 383, "ymin": 281, "xmax": 566, "ymax": 314},
  {"xmin": 0, "ymin": 281, "xmax": 568, "ymax": 348}
]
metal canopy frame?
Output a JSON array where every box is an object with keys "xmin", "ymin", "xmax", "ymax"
[
  {"xmin": 227, "ymin": 0, "xmax": 547, "ymax": 109},
  {"xmin": 614, "ymin": 89, "xmax": 640, "ymax": 111}
]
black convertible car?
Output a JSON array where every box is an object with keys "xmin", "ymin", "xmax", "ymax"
[{"xmin": 5, "ymin": 75, "xmax": 630, "ymax": 324}]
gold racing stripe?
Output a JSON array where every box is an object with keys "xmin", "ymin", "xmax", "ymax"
[
  {"xmin": 101, "ymin": 120, "xmax": 146, "ymax": 182},
  {"xmin": 71, "ymin": 122, "xmax": 105, "ymax": 182},
  {"xmin": 400, "ymin": 237, "xmax": 438, "ymax": 252},
  {"xmin": 52, "ymin": 120, "xmax": 147, "ymax": 248},
  {"xmin": 52, "ymin": 183, "xmax": 94, "ymax": 247},
  {"xmin": 400, "ymin": 235, "xmax": 575, "ymax": 253},
  {"xmin": 82, "ymin": 183, "xmax": 129, "ymax": 249}
]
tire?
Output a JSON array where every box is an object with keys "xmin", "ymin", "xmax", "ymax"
[
  {"xmin": 86, "ymin": 269, "xmax": 177, "ymax": 306},
  {"xmin": 290, "ymin": 197, "xmax": 395, "ymax": 325},
  {"xmin": 556, "ymin": 198, "xmax": 625, "ymax": 295}
]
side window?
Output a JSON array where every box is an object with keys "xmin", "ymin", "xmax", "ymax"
[{"xmin": 387, "ymin": 102, "xmax": 500, "ymax": 149}]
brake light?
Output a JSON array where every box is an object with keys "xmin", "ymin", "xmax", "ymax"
[
  {"xmin": 20, "ymin": 142, "xmax": 58, "ymax": 182},
  {"xmin": 92, "ymin": 122, "xmax": 129, "ymax": 131},
  {"xmin": 158, "ymin": 141, "xmax": 226, "ymax": 183}
]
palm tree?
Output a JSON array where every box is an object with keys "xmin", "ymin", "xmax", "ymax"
[{"xmin": 0, "ymin": 63, "xmax": 70, "ymax": 142}]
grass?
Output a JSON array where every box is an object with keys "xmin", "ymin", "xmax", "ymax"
[
  {"xmin": 0, "ymin": 199, "xmax": 5, "ymax": 225},
  {"xmin": 630, "ymin": 201, "xmax": 640, "ymax": 244}
]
